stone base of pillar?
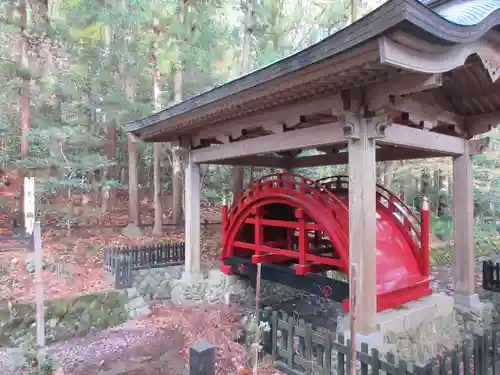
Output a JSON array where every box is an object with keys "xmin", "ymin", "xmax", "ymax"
[
  {"xmin": 454, "ymin": 293, "xmax": 483, "ymax": 311},
  {"xmin": 121, "ymin": 223, "xmax": 142, "ymax": 237},
  {"xmin": 180, "ymin": 270, "xmax": 204, "ymax": 284},
  {"xmin": 454, "ymin": 293, "xmax": 493, "ymax": 335},
  {"xmin": 337, "ymin": 293, "xmax": 457, "ymax": 364}
]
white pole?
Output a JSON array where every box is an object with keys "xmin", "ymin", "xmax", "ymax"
[{"xmin": 33, "ymin": 221, "xmax": 45, "ymax": 360}]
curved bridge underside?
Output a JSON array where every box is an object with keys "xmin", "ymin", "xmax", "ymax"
[{"xmin": 220, "ymin": 173, "xmax": 431, "ymax": 312}]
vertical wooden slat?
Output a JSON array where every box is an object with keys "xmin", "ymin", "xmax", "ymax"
[
  {"xmin": 360, "ymin": 343, "xmax": 368, "ymax": 375},
  {"xmin": 386, "ymin": 352, "xmax": 396, "ymax": 375},
  {"xmin": 346, "ymin": 339, "xmax": 352, "ymax": 375},
  {"xmin": 338, "ymin": 334, "xmax": 346, "ymax": 375},
  {"xmin": 397, "ymin": 359, "xmax": 407, "ymax": 375},
  {"xmin": 323, "ymin": 330, "xmax": 332, "ymax": 375},
  {"xmin": 271, "ymin": 311, "xmax": 278, "ymax": 360},
  {"xmin": 493, "ymin": 331, "xmax": 499, "ymax": 375},
  {"xmin": 482, "ymin": 261, "xmax": 488, "ymax": 289},
  {"xmin": 304, "ymin": 322, "xmax": 312, "ymax": 374},
  {"xmin": 371, "ymin": 348, "xmax": 380, "ymax": 375},
  {"xmin": 482, "ymin": 332, "xmax": 488, "ymax": 374},
  {"xmin": 286, "ymin": 316, "xmax": 294, "ymax": 368},
  {"xmin": 451, "ymin": 347, "xmax": 460, "ymax": 374},
  {"xmin": 463, "ymin": 341, "xmax": 471, "ymax": 375},
  {"xmin": 490, "ymin": 262, "xmax": 500, "ymax": 291},
  {"xmin": 474, "ymin": 334, "xmax": 482, "ymax": 375},
  {"xmin": 438, "ymin": 355, "xmax": 446, "ymax": 375}
]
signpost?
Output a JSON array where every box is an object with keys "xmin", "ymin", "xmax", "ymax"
[
  {"xmin": 24, "ymin": 177, "xmax": 35, "ymax": 235},
  {"xmin": 33, "ymin": 221, "xmax": 45, "ymax": 353},
  {"xmin": 25, "ymin": 178, "xmax": 45, "ymax": 367}
]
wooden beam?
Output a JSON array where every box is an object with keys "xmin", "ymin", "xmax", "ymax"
[
  {"xmin": 192, "ymin": 122, "xmax": 344, "ymax": 163},
  {"xmin": 377, "ymin": 123, "xmax": 465, "ymax": 154},
  {"xmin": 211, "ymin": 155, "xmax": 287, "ymax": 168},
  {"xmin": 292, "ymin": 148, "xmax": 447, "ymax": 168},
  {"xmin": 191, "ymin": 93, "xmax": 343, "ymax": 146},
  {"xmin": 466, "ymin": 111, "xmax": 500, "ymax": 137},
  {"xmin": 366, "ymin": 73, "xmax": 443, "ymax": 112},
  {"xmin": 389, "ymin": 97, "xmax": 464, "ymax": 127}
]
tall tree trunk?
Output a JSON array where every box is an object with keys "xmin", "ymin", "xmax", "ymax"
[
  {"xmin": 128, "ymin": 133, "xmax": 140, "ymax": 226},
  {"xmin": 151, "ymin": 19, "xmax": 163, "ymax": 235},
  {"xmin": 19, "ymin": 0, "xmax": 29, "ymax": 228},
  {"xmin": 101, "ymin": 24, "xmax": 113, "ymax": 212},
  {"xmin": 171, "ymin": 0, "xmax": 185, "ymax": 225},
  {"xmin": 231, "ymin": 0, "xmax": 255, "ymax": 200},
  {"xmin": 383, "ymin": 161, "xmax": 396, "ymax": 191}
]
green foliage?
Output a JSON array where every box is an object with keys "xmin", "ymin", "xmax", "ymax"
[
  {"xmin": 7, "ymin": 332, "xmax": 58, "ymax": 375},
  {"xmin": 430, "ymin": 215, "xmax": 453, "ymax": 242},
  {"xmin": 430, "ymin": 236, "xmax": 500, "ymax": 266}
]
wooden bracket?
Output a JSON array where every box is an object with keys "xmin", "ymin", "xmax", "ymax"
[
  {"xmin": 341, "ymin": 115, "xmax": 359, "ymax": 140},
  {"xmin": 366, "ymin": 73, "xmax": 442, "ymax": 113},
  {"xmin": 469, "ymin": 137, "xmax": 490, "ymax": 155},
  {"xmin": 367, "ymin": 114, "xmax": 390, "ymax": 139},
  {"xmin": 477, "ymin": 52, "xmax": 500, "ymax": 83}
]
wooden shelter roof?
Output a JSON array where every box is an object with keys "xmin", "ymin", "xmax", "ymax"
[{"xmin": 124, "ymin": 0, "xmax": 500, "ymax": 146}]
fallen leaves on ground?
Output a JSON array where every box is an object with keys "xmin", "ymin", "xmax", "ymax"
[
  {"xmin": 144, "ymin": 302, "xmax": 281, "ymax": 375},
  {"xmin": 0, "ymin": 202, "xmax": 222, "ymax": 302}
]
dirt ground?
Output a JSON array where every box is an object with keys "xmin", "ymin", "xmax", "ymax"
[{"xmin": 0, "ymin": 303, "xmax": 271, "ymax": 375}]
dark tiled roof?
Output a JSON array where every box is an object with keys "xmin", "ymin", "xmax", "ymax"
[{"xmin": 125, "ymin": 0, "xmax": 500, "ymax": 138}]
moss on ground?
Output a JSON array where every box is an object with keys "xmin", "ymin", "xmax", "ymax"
[
  {"xmin": 0, "ymin": 290, "xmax": 129, "ymax": 347},
  {"xmin": 430, "ymin": 236, "xmax": 500, "ymax": 266}
]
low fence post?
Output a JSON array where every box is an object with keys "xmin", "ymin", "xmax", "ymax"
[
  {"xmin": 189, "ymin": 341, "xmax": 215, "ymax": 375},
  {"xmin": 114, "ymin": 254, "xmax": 133, "ymax": 289}
]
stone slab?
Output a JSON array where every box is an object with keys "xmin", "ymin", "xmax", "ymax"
[{"xmin": 337, "ymin": 293, "xmax": 457, "ymax": 363}]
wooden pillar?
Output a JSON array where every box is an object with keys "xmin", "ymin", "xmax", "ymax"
[
  {"xmin": 184, "ymin": 150, "xmax": 201, "ymax": 278},
  {"xmin": 128, "ymin": 133, "xmax": 140, "ymax": 226},
  {"xmin": 452, "ymin": 141, "xmax": 478, "ymax": 304},
  {"xmin": 347, "ymin": 115, "xmax": 377, "ymax": 335}
]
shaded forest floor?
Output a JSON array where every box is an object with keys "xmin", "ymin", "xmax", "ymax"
[
  {"xmin": 0, "ymin": 303, "xmax": 280, "ymax": 375},
  {"xmin": 0, "ymin": 196, "xmax": 222, "ymax": 302}
]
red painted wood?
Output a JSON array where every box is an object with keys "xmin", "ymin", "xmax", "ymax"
[
  {"xmin": 420, "ymin": 202, "xmax": 431, "ymax": 278},
  {"xmin": 220, "ymin": 173, "xmax": 432, "ymax": 312}
]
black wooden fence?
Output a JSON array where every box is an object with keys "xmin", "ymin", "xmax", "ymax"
[
  {"xmin": 0, "ymin": 220, "xmax": 34, "ymax": 251},
  {"xmin": 103, "ymin": 242, "xmax": 185, "ymax": 289},
  {"xmin": 483, "ymin": 260, "xmax": 500, "ymax": 293},
  {"xmin": 257, "ymin": 307, "xmax": 500, "ymax": 375}
]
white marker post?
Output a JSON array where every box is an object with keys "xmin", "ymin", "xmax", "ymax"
[
  {"xmin": 24, "ymin": 177, "xmax": 35, "ymax": 235},
  {"xmin": 33, "ymin": 220, "xmax": 45, "ymax": 365}
]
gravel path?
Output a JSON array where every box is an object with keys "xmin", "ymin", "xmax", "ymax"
[{"xmin": 0, "ymin": 319, "xmax": 187, "ymax": 375}]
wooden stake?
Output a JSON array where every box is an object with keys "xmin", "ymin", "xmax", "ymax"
[
  {"xmin": 349, "ymin": 262, "xmax": 357, "ymax": 375},
  {"xmin": 252, "ymin": 262, "xmax": 262, "ymax": 375}
]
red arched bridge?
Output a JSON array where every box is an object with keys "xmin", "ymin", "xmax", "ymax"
[{"xmin": 220, "ymin": 173, "xmax": 432, "ymax": 312}]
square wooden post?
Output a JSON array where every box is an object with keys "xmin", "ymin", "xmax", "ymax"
[
  {"xmin": 347, "ymin": 115, "xmax": 378, "ymax": 335},
  {"xmin": 127, "ymin": 134, "xmax": 140, "ymax": 226},
  {"xmin": 452, "ymin": 141, "xmax": 481, "ymax": 307},
  {"xmin": 184, "ymin": 150, "xmax": 201, "ymax": 280}
]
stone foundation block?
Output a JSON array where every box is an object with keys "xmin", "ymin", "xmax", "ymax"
[{"xmin": 337, "ymin": 293, "xmax": 458, "ymax": 364}]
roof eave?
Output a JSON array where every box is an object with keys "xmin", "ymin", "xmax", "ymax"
[{"xmin": 126, "ymin": 0, "xmax": 500, "ymax": 140}]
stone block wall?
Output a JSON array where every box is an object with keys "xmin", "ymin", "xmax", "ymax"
[
  {"xmin": 0, "ymin": 288, "xmax": 149, "ymax": 348},
  {"xmin": 132, "ymin": 265, "xmax": 184, "ymax": 301},
  {"xmin": 158, "ymin": 267, "xmax": 305, "ymax": 306}
]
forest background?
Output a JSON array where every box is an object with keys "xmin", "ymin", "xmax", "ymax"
[{"xmin": 0, "ymin": 0, "xmax": 498, "ymax": 247}]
